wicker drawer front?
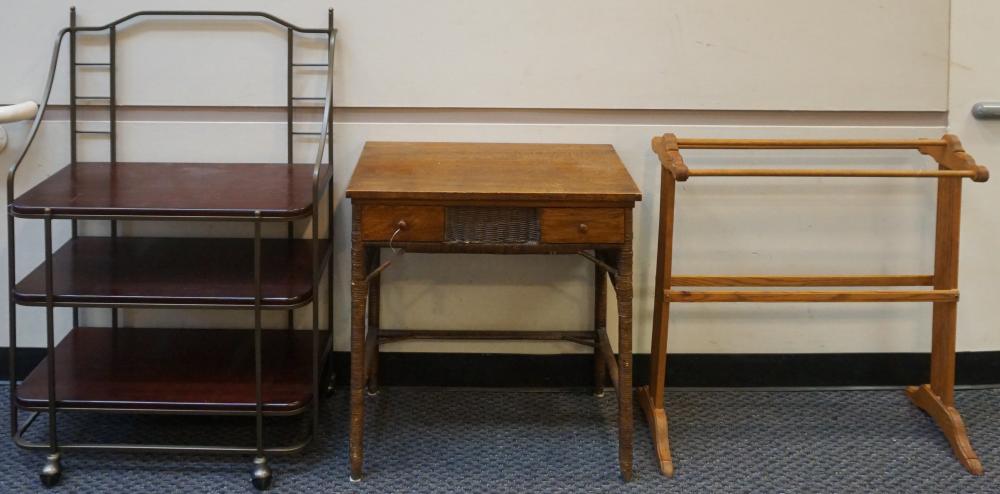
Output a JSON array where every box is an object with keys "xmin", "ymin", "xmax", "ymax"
[
  {"xmin": 361, "ymin": 205, "xmax": 444, "ymax": 242},
  {"xmin": 540, "ymin": 208, "xmax": 624, "ymax": 244},
  {"xmin": 446, "ymin": 207, "xmax": 540, "ymax": 244}
]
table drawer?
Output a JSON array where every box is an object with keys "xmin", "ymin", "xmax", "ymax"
[
  {"xmin": 540, "ymin": 208, "xmax": 624, "ymax": 244},
  {"xmin": 361, "ymin": 205, "xmax": 445, "ymax": 242}
]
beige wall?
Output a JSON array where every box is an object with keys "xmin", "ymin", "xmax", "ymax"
[{"xmin": 6, "ymin": 1, "xmax": 996, "ymax": 356}]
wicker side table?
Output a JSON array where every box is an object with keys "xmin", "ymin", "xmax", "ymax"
[{"xmin": 345, "ymin": 141, "xmax": 642, "ymax": 481}]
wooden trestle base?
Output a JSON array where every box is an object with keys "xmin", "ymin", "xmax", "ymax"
[
  {"xmin": 906, "ymin": 384, "xmax": 983, "ymax": 475},
  {"xmin": 643, "ymin": 133, "xmax": 988, "ymax": 478},
  {"xmin": 637, "ymin": 386, "xmax": 674, "ymax": 477}
]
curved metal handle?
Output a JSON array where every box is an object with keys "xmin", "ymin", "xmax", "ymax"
[
  {"xmin": 389, "ymin": 220, "xmax": 408, "ymax": 254},
  {"xmin": 0, "ymin": 101, "xmax": 38, "ymax": 124}
]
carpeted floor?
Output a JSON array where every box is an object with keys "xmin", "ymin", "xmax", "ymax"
[{"xmin": 2, "ymin": 383, "xmax": 1000, "ymax": 492}]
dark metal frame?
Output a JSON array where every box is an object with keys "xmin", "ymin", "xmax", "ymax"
[{"xmin": 5, "ymin": 9, "xmax": 337, "ymax": 489}]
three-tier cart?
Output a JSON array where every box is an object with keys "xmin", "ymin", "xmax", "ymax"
[{"xmin": 6, "ymin": 9, "xmax": 337, "ymax": 490}]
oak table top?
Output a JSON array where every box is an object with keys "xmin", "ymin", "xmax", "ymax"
[{"xmin": 346, "ymin": 141, "xmax": 641, "ymax": 203}]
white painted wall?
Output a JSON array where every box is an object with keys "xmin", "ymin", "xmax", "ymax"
[
  {"xmin": 946, "ymin": 0, "xmax": 1000, "ymax": 352},
  {"xmin": 4, "ymin": 0, "xmax": 998, "ymax": 356}
]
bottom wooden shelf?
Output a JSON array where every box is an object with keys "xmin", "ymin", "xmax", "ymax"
[{"xmin": 17, "ymin": 327, "xmax": 330, "ymax": 414}]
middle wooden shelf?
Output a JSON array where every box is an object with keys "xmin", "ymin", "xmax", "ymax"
[{"xmin": 13, "ymin": 237, "xmax": 332, "ymax": 308}]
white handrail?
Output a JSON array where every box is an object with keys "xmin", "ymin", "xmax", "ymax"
[
  {"xmin": 0, "ymin": 101, "xmax": 39, "ymax": 153},
  {"xmin": 0, "ymin": 101, "xmax": 38, "ymax": 124}
]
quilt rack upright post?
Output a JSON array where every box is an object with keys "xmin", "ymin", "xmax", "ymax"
[
  {"xmin": 5, "ymin": 10, "xmax": 337, "ymax": 490},
  {"xmin": 641, "ymin": 133, "xmax": 989, "ymax": 477}
]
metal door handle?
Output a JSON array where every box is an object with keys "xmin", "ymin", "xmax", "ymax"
[{"xmin": 972, "ymin": 102, "xmax": 1000, "ymax": 120}]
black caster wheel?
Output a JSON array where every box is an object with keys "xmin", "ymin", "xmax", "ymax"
[
  {"xmin": 251, "ymin": 456, "xmax": 273, "ymax": 491},
  {"xmin": 324, "ymin": 372, "xmax": 336, "ymax": 397},
  {"xmin": 39, "ymin": 453, "xmax": 62, "ymax": 488}
]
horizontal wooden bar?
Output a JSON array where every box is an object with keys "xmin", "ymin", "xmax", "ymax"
[
  {"xmin": 597, "ymin": 327, "xmax": 619, "ymax": 389},
  {"xmin": 676, "ymin": 138, "xmax": 946, "ymax": 149},
  {"xmin": 378, "ymin": 329, "xmax": 595, "ymax": 343},
  {"xmin": 665, "ymin": 289, "xmax": 958, "ymax": 303},
  {"xmin": 291, "ymin": 63, "xmax": 328, "ymax": 67},
  {"xmin": 670, "ymin": 275, "xmax": 935, "ymax": 287},
  {"xmin": 686, "ymin": 169, "xmax": 975, "ymax": 179}
]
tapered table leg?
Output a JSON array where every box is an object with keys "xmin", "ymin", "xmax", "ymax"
[
  {"xmin": 593, "ymin": 260, "xmax": 607, "ymax": 397},
  {"xmin": 614, "ymin": 216, "xmax": 634, "ymax": 481},
  {"xmin": 349, "ymin": 209, "xmax": 368, "ymax": 482},
  {"xmin": 367, "ymin": 247, "xmax": 381, "ymax": 395}
]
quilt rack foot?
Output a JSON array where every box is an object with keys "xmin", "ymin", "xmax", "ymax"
[
  {"xmin": 637, "ymin": 386, "xmax": 674, "ymax": 477},
  {"xmin": 906, "ymin": 384, "xmax": 983, "ymax": 475}
]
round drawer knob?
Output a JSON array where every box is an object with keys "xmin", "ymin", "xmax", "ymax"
[
  {"xmin": 396, "ymin": 220, "xmax": 409, "ymax": 230},
  {"xmin": 578, "ymin": 223, "xmax": 589, "ymax": 233}
]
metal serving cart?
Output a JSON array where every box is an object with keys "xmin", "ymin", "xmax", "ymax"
[{"xmin": 5, "ymin": 9, "xmax": 337, "ymax": 490}]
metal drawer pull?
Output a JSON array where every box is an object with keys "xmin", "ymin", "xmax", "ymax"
[
  {"xmin": 389, "ymin": 220, "xmax": 408, "ymax": 254},
  {"xmin": 578, "ymin": 223, "xmax": 589, "ymax": 233}
]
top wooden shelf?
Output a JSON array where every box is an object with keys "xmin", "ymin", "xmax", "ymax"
[
  {"xmin": 346, "ymin": 142, "xmax": 641, "ymax": 204},
  {"xmin": 11, "ymin": 162, "xmax": 331, "ymax": 220}
]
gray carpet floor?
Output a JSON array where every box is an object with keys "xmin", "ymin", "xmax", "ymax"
[{"xmin": 2, "ymin": 383, "xmax": 1000, "ymax": 492}]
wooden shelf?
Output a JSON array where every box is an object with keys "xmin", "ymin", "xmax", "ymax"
[
  {"xmin": 13, "ymin": 237, "xmax": 330, "ymax": 308},
  {"xmin": 17, "ymin": 327, "xmax": 330, "ymax": 414},
  {"xmin": 11, "ymin": 162, "xmax": 331, "ymax": 220}
]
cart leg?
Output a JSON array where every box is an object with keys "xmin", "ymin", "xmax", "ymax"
[
  {"xmin": 250, "ymin": 213, "xmax": 273, "ymax": 491},
  {"xmin": 326, "ymin": 182, "xmax": 336, "ymax": 397},
  {"xmin": 349, "ymin": 209, "xmax": 368, "ymax": 482},
  {"xmin": 40, "ymin": 211, "xmax": 62, "ymax": 488},
  {"xmin": 593, "ymin": 259, "xmax": 607, "ymax": 397},
  {"xmin": 614, "ymin": 217, "xmax": 634, "ymax": 482},
  {"xmin": 906, "ymin": 176, "xmax": 981, "ymax": 475},
  {"xmin": 7, "ymin": 213, "xmax": 19, "ymax": 443},
  {"xmin": 367, "ymin": 247, "xmax": 381, "ymax": 396}
]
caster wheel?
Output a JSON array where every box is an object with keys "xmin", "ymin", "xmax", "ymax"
[
  {"xmin": 251, "ymin": 456, "xmax": 273, "ymax": 491},
  {"xmin": 324, "ymin": 378, "xmax": 336, "ymax": 398},
  {"xmin": 323, "ymin": 369, "xmax": 336, "ymax": 397},
  {"xmin": 39, "ymin": 453, "xmax": 62, "ymax": 488}
]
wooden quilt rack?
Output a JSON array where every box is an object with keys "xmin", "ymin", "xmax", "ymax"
[{"xmin": 641, "ymin": 133, "xmax": 989, "ymax": 477}]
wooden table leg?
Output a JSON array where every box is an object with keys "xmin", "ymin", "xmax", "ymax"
[
  {"xmin": 905, "ymin": 176, "xmax": 982, "ymax": 475},
  {"xmin": 366, "ymin": 247, "xmax": 382, "ymax": 396},
  {"xmin": 638, "ymin": 161, "xmax": 676, "ymax": 477},
  {"xmin": 594, "ymin": 260, "xmax": 607, "ymax": 397},
  {"xmin": 349, "ymin": 209, "xmax": 368, "ymax": 482},
  {"xmin": 615, "ymin": 214, "xmax": 634, "ymax": 482}
]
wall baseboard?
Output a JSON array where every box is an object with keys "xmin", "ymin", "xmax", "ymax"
[{"xmin": 4, "ymin": 348, "xmax": 999, "ymax": 387}]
